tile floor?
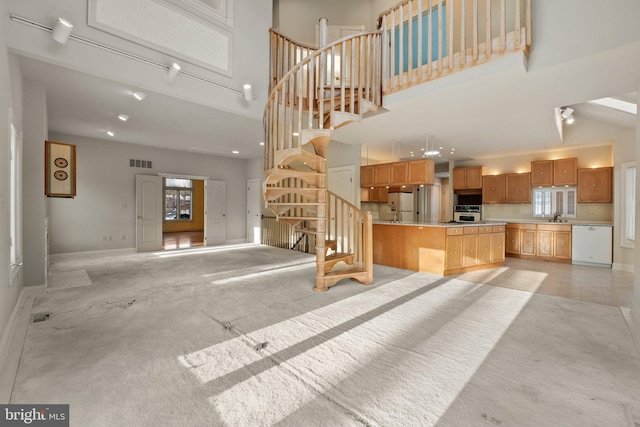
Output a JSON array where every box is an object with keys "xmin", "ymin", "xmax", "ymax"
[{"xmin": 459, "ymin": 257, "xmax": 634, "ymax": 307}]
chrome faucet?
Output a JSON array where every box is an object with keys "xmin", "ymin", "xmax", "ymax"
[{"xmin": 553, "ymin": 211, "xmax": 561, "ymax": 222}]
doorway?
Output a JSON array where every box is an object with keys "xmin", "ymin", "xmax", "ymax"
[
  {"xmin": 162, "ymin": 177, "xmax": 205, "ymax": 250},
  {"xmin": 136, "ymin": 174, "xmax": 227, "ymax": 252}
]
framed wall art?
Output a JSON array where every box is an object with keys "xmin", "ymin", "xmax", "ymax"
[{"xmin": 45, "ymin": 140, "xmax": 76, "ymax": 198}]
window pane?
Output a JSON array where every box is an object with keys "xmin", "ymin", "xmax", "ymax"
[
  {"xmin": 555, "ymin": 191, "xmax": 564, "ymax": 215},
  {"xmin": 165, "ymin": 189, "xmax": 178, "ymax": 220},
  {"xmin": 565, "ymin": 189, "xmax": 576, "ymax": 217},
  {"xmin": 166, "ymin": 178, "xmax": 192, "ymax": 188},
  {"xmin": 179, "ymin": 190, "xmax": 192, "ymax": 220}
]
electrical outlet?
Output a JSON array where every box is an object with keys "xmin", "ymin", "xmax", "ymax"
[
  {"xmin": 121, "ymin": 203, "xmax": 127, "ymax": 208},
  {"xmin": 108, "ymin": 235, "xmax": 112, "ymax": 241},
  {"xmin": 102, "ymin": 235, "xmax": 107, "ymax": 241},
  {"xmin": 120, "ymin": 234, "xmax": 126, "ymax": 240}
]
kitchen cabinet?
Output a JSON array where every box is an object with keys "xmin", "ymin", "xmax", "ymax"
[
  {"xmin": 554, "ymin": 158, "xmax": 578, "ymax": 186},
  {"xmin": 390, "ymin": 162, "xmax": 408, "ymax": 186},
  {"xmin": 507, "ymin": 223, "xmax": 571, "ymax": 262},
  {"xmin": 361, "ymin": 159, "xmax": 434, "ymax": 189},
  {"xmin": 530, "ymin": 160, "xmax": 554, "ymax": 186},
  {"xmin": 453, "ymin": 166, "xmax": 485, "ymax": 190},
  {"xmin": 577, "ymin": 167, "xmax": 612, "ymax": 203},
  {"xmin": 407, "ymin": 159, "xmax": 435, "ymax": 185},
  {"xmin": 505, "ymin": 173, "xmax": 531, "ymax": 203},
  {"xmin": 505, "ymin": 223, "xmax": 536, "ymax": 255},
  {"xmin": 482, "ymin": 174, "xmax": 506, "ymax": 204},
  {"xmin": 374, "ymin": 163, "xmax": 391, "ymax": 187},
  {"xmin": 361, "ymin": 165, "xmax": 375, "ymax": 187},
  {"xmin": 530, "ymin": 158, "xmax": 577, "ymax": 187},
  {"xmin": 373, "ymin": 223, "xmax": 506, "ymax": 275},
  {"xmin": 361, "ymin": 187, "xmax": 388, "ymax": 203}
]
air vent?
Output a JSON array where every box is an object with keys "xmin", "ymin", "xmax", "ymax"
[
  {"xmin": 32, "ymin": 313, "xmax": 50, "ymax": 323},
  {"xmin": 129, "ymin": 159, "xmax": 153, "ymax": 169}
]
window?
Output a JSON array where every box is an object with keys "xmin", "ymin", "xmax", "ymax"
[
  {"xmin": 164, "ymin": 178, "xmax": 193, "ymax": 221},
  {"xmin": 621, "ymin": 161, "xmax": 636, "ymax": 248},
  {"xmin": 532, "ymin": 187, "xmax": 577, "ymax": 219}
]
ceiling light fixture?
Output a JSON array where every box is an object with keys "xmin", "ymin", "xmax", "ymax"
[
  {"xmin": 118, "ymin": 114, "xmax": 129, "ymax": 122},
  {"xmin": 243, "ymin": 83, "xmax": 253, "ymax": 101},
  {"xmin": 132, "ymin": 91, "xmax": 146, "ymax": 101},
  {"xmin": 426, "ymin": 150, "xmax": 440, "ymax": 156},
  {"xmin": 107, "ymin": 131, "xmax": 115, "ymax": 137},
  {"xmin": 560, "ymin": 107, "xmax": 575, "ymax": 125},
  {"xmin": 51, "ymin": 17, "xmax": 73, "ymax": 44},
  {"xmin": 259, "ymin": 142, "xmax": 265, "ymax": 146},
  {"xmin": 166, "ymin": 62, "xmax": 181, "ymax": 82},
  {"xmin": 232, "ymin": 150, "xmax": 239, "ymax": 154}
]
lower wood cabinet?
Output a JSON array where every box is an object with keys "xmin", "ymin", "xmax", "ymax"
[{"xmin": 506, "ymin": 223, "xmax": 572, "ymax": 262}]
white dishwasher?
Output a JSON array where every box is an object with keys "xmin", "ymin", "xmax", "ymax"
[{"xmin": 571, "ymin": 225, "xmax": 612, "ymax": 268}]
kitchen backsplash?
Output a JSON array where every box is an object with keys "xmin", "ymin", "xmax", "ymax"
[{"xmin": 483, "ymin": 203, "xmax": 613, "ymax": 222}]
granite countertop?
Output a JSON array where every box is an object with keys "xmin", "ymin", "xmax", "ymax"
[
  {"xmin": 490, "ymin": 219, "xmax": 613, "ymax": 227},
  {"xmin": 373, "ymin": 221, "xmax": 507, "ymax": 228}
]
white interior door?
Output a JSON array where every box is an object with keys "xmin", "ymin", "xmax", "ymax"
[
  {"xmin": 328, "ymin": 166, "xmax": 355, "ymax": 204},
  {"xmin": 136, "ymin": 174, "xmax": 163, "ymax": 252},
  {"xmin": 206, "ymin": 180, "xmax": 226, "ymax": 245},
  {"xmin": 247, "ymin": 179, "xmax": 261, "ymax": 244}
]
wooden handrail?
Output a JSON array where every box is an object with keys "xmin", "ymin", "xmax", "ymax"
[
  {"xmin": 326, "ymin": 191, "xmax": 373, "ymax": 276},
  {"xmin": 263, "ymin": 30, "xmax": 382, "ymax": 172},
  {"xmin": 378, "ymin": 0, "xmax": 532, "ymax": 95},
  {"xmin": 269, "ymin": 29, "xmax": 318, "ymax": 93}
]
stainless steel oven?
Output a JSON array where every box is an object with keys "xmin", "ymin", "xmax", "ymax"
[{"xmin": 453, "ymin": 205, "xmax": 481, "ymax": 222}]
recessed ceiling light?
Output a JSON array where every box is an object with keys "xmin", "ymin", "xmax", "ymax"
[
  {"xmin": 232, "ymin": 150, "xmax": 239, "ymax": 154},
  {"xmin": 118, "ymin": 114, "xmax": 129, "ymax": 122},
  {"xmin": 420, "ymin": 148, "xmax": 425, "ymax": 151},
  {"xmin": 259, "ymin": 142, "xmax": 265, "ymax": 146},
  {"xmin": 293, "ymin": 132, "xmax": 299, "ymax": 136},
  {"xmin": 132, "ymin": 91, "xmax": 146, "ymax": 101},
  {"xmin": 426, "ymin": 150, "xmax": 439, "ymax": 156},
  {"xmin": 439, "ymin": 146, "xmax": 443, "ymax": 150},
  {"xmin": 451, "ymin": 148, "xmax": 455, "ymax": 151},
  {"xmin": 107, "ymin": 131, "xmax": 115, "ymax": 137}
]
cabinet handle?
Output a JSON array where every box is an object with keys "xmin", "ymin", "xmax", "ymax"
[
  {"xmin": 491, "ymin": 187, "xmax": 495, "ymax": 190},
  {"xmin": 564, "ymin": 170, "xmax": 567, "ymax": 173},
  {"xmin": 592, "ymin": 184, "xmax": 596, "ymax": 187}
]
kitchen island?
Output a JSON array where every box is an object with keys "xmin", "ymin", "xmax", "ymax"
[{"xmin": 373, "ymin": 222, "xmax": 506, "ymax": 275}]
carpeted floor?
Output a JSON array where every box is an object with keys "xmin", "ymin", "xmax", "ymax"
[{"xmin": 10, "ymin": 245, "xmax": 640, "ymax": 426}]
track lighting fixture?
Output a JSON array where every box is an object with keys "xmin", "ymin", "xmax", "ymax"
[
  {"xmin": 560, "ymin": 107, "xmax": 575, "ymax": 125},
  {"xmin": 243, "ymin": 83, "xmax": 253, "ymax": 101},
  {"xmin": 166, "ymin": 62, "xmax": 181, "ymax": 82},
  {"xmin": 51, "ymin": 18, "xmax": 73, "ymax": 44}
]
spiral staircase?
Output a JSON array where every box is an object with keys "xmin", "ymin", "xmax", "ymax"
[{"xmin": 263, "ymin": 29, "xmax": 382, "ymax": 291}]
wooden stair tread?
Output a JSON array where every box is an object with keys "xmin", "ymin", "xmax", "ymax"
[
  {"xmin": 324, "ymin": 266, "xmax": 367, "ymax": 277},
  {"xmin": 278, "ymin": 216, "xmax": 323, "ymax": 221},
  {"xmin": 269, "ymin": 202, "xmax": 323, "ymax": 206},
  {"xmin": 325, "ymin": 252, "xmax": 355, "ymax": 262}
]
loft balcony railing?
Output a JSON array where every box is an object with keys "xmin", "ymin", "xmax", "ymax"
[{"xmin": 378, "ymin": 0, "xmax": 531, "ymax": 95}]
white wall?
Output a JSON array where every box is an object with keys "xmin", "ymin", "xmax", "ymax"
[
  {"xmin": 633, "ymin": 92, "xmax": 640, "ymax": 341},
  {"xmin": 22, "ymin": 82, "xmax": 48, "ymax": 287},
  {"xmin": 275, "ymin": 0, "xmax": 374, "ymax": 44},
  {"xmin": 47, "ymin": 133, "xmax": 248, "ymax": 254},
  {"xmin": 6, "ymin": 0, "xmax": 271, "ymax": 120},
  {"xmin": 0, "ymin": 0, "xmax": 25, "ymax": 359}
]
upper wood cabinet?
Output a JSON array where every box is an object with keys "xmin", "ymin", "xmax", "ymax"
[
  {"xmin": 361, "ymin": 187, "xmax": 388, "ymax": 203},
  {"xmin": 505, "ymin": 173, "xmax": 531, "ymax": 203},
  {"xmin": 530, "ymin": 158, "xmax": 577, "ymax": 187},
  {"xmin": 554, "ymin": 158, "xmax": 578, "ymax": 186},
  {"xmin": 482, "ymin": 174, "xmax": 506, "ymax": 204},
  {"xmin": 374, "ymin": 163, "xmax": 391, "ymax": 187},
  {"xmin": 390, "ymin": 162, "xmax": 408, "ymax": 186},
  {"xmin": 361, "ymin": 165, "xmax": 375, "ymax": 188},
  {"xmin": 453, "ymin": 166, "xmax": 485, "ymax": 190},
  {"xmin": 361, "ymin": 159, "xmax": 434, "ymax": 189},
  {"xmin": 577, "ymin": 167, "xmax": 612, "ymax": 203},
  {"xmin": 407, "ymin": 159, "xmax": 435, "ymax": 185},
  {"xmin": 530, "ymin": 160, "xmax": 554, "ymax": 186}
]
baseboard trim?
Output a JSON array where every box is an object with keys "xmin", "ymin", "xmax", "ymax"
[
  {"xmin": 0, "ymin": 288, "xmax": 34, "ymax": 403},
  {"xmin": 49, "ymin": 247, "xmax": 136, "ymax": 263},
  {"xmin": 226, "ymin": 238, "xmax": 248, "ymax": 244},
  {"xmin": 612, "ymin": 263, "xmax": 635, "ymax": 273}
]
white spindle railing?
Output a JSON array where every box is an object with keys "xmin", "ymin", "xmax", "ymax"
[{"xmin": 378, "ymin": 0, "xmax": 531, "ymax": 94}]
